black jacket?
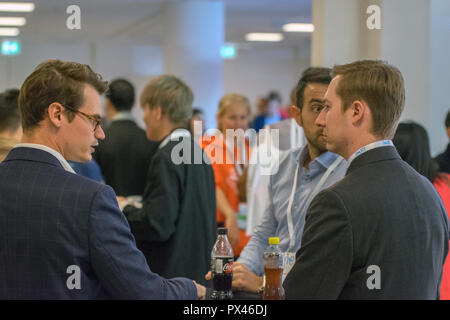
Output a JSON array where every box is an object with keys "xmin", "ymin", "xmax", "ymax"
[
  {"xmin": 435, "ymin": 143, "xmax": 450, "ymax": 174},
  {"xmin": 94, "ymin": 119, "xmax": 158, "ymax": 196},
  {"xmin": 124, "ymin": 134, "xmax": 216, "ymax": 286},
  {"xmin": 285, "ymin": 146, "xmax": 449, "ymax": 299}
]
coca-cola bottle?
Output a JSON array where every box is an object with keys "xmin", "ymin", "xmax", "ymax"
[
  {"xmin": 211, "ymin": 227, "xmax": 234, "ymax": 300},
  {"xmin": 262, "ymin": 237, "xmax": 285, "ymax": 300}
]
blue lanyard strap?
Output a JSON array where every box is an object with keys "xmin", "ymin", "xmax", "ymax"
[{"xmin": 348, "ymin": 140, "xmax": 393, "ymax": 165}]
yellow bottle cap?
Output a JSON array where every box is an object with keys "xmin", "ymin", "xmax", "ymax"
[{"xmin": 268, "ymin": 237, "xmax": 279, "ymax": 245}]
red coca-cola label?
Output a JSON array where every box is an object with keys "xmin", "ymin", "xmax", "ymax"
[
  {"xmin": 212, "ymin": 257, "xmax": 234, "ymax": 274},
  {"xmin": 224, "ymin": 261, "xmax": 233, "ymax": 274}
]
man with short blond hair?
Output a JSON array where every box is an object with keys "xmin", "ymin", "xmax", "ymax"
[
  {"xmin": 284, "ymin": 60, "xmax": 449, "ymax": 299},
  {"xmin": 122, "ymin": 74, "xmax": 216, "ymax": 287}
]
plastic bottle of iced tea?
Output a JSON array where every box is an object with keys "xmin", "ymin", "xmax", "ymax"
[
  {"xmin": 211, "ymin": 228, "xmax": 234, "ymax": 300},
  {"xmin": 262, "ymin": 237, "xmax": 285, "ymax": 300}
]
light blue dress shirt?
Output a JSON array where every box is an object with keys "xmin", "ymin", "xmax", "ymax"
[{"xmin": 238, "ymin": 145, "xmax": 348, "ymax": 276}]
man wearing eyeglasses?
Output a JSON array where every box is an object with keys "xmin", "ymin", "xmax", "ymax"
[{"xmin": 0, "ymin": 59, "xmax": 203, "ymax": 300}]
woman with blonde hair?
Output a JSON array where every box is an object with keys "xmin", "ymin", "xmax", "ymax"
[{"xmin": 201, "ymin": 93, "xmax": 252, "ymax": 257}]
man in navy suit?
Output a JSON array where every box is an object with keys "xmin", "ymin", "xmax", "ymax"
[{"xmin": 0, "ymin": 59, "xmax": 203, "ymax": 299}]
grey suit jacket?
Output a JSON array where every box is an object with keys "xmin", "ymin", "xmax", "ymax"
[{"xmin": 284, "ymin": 146, "xmax": 450, "ymax": 299}]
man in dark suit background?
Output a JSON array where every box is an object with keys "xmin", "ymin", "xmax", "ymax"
[
  {"xmin": 0, "ymin": 59, "xmax": 203, "ymax": 299},
  {"xmin": 121, "ymin": 75, "xmax": 216, "ymax": 287},
  {"xmin": 284, "ymin": 60, "xmax": 449, "ymax": 299},
  {"xmin": 94, "ymin": 78, "xmax": 158, "ymax": 196}
]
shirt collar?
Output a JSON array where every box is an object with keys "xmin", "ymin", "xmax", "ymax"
[
  {"xmin": 111, "ymin": 111, "xmax": 135, "ymax": 123},
  {"xmin": 13, "ymin": 143, "xmax": 76, "ymax": 174},
  {"xmin": 158, "ymin": 128, "xmax": 191, "ymax": 149},
  {"xmin": 296, "ymin": 145, "xmax": 339, "ymax": 169},
  {"xmin": 348, "ymin": 140, "xmax": 394, "ymax": 165}
]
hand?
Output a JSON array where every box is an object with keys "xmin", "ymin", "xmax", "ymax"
[
  {"xmin": 225, "ymin": 215, "xmax": 240, "ymax": 249},
  {"xmin": 194, "ymin": 281, "xmax": 206, "ymax": 300},
  {"xmin": 205, "ymin": 271, "xmax": 212, "ymax": 281},
  {"xmin": 232, "ymin": 262, "xmax": 263, "ymax": 293},
  {"xmin": 116, "ymin": 196, "xmax": 125, "ymax": 204}
]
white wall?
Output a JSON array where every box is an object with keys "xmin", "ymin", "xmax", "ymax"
[
  {"xmin": 382, "ymin": 0, "xmax": 450, "ymax": 156},
  {"xmin": 0, "ymin": 39, "xmax": 304, "ymax": 130},
  {"xmin": 0, "ymin": 41, "xmax": 91, "ymax": 90},
  {"xmin": 223, "ymin": 45, "xmax": 309, "ymax": 117},
  {"xmin": 428, "ymin": 0, "xmax": 450, "ymax": 156}
]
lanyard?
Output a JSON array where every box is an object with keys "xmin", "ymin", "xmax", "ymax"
[
  {"xmin": 347, "ymin": 140, "xmax": 393, "ymax": 164},
  {"xmin": 286, "ymin": 155, "xmax": 344, "ymax": 252},
  {"xmin": 223, "ymin": 136, "xmax": 247, "ymax": 177},
  {"xmin": 158, "ymin": 128, "xmax": 191, "ymax": 149},
  {"xmin": 289, "ymin": 118, "xmax": 305, "ymax": 150},
  {"xmin": 290, "ymin": 119, "xmax": 297, "ymax": 150}
]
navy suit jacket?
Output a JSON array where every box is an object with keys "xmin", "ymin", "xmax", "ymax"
[{"xmin": 0, "ymin": 147, "xmax": 197, "ymax": 299}]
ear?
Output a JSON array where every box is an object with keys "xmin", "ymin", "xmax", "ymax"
[
  {"xmin": 349, "ymin": 100, "xmax": 366, "ymax": 126},
  {"xmin": 289, "ymin": 105, "xmax": 303, "ymax": 127},
  {"xmin": 446, "ymin": 127, "xmax": 450, "ymax": 139},
  {"xmin": 47, "ymin": 102, "xmax": 64, "ymax": 128},
  {"xmin": 154, "ymin": 105, "xmax": 163, "ymax": 121}
]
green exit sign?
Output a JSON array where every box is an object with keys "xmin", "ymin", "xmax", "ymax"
[
  {"xmin": 1, "ymin": 41, "xmax": 20, "ymax": 55},
  {"xmin": 221, "ymin": 45, "xmax": 236, "ymax": 59}
]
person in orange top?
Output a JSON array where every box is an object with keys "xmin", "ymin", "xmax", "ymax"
[
  {"xmin": 393, "ymin": 121, "xmax": 450, "ymax": 300},
  {"xmin": 201, "ymin": 94, "xmax": 252, "ymax": 257}
]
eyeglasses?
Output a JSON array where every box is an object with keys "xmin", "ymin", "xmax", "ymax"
[{"xmin": 62, "ymin": 104, "xmax": 102, "ymax": 131}]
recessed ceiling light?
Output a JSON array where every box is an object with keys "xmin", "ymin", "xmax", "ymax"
[
  {"xmin": 282, "ymin": 23, "xmax": 315, "ymax": 33},
  {"xmin": 0, "ymin": 27, "xmax": 19, "ymax": 36},
  {"xmin": 245, "ymin": 33, "xmax": 283, "ymax": 42},
  {"xmin": 0, "ymin": 17, "xmax": 26, "ymax": 26},
  {"xmin": 0, "ymin": 2, "xmax": 35, "ymax": 12}
]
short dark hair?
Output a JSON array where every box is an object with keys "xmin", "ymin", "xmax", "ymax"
[
  {"xmin": 0, "ymin": 89, "xmax": 20, "ymax": 133},
  {"xmin": 192, "ymin": 108, "xmax": 203, "ymax": 116},
  {"xmin": 295, "ymin": 67, "xmax": 332, "ymax": 109},
  {"xmin": 393, "ymin": 121, "xmax": 438, "ymax": 183},
  {"xmin": 19, "ymin": 59, "xmax": 108, "ymax": 131},
  {"xmin": 267, "ymin": 91, "xmax": 282, "ymax": 103},
  {"xmin": 105, "ymin": 78, "xmax": 135, "ymax": 111},
  {"xmin": 445, "ymin": 110, "xmax": 450, "ymax": 128}
]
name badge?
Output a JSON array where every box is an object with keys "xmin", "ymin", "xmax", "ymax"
[
  {"xmin": 283, "ymin": 252, "xmax": 296, "ymax": 282},
  {"xmin": 237, "ymin": 203, "xmax": 247, "ymax": 230}
]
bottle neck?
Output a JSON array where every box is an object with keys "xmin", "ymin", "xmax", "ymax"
[
  {"xmin": 268, "ymin": 243, "xmax": 280, "ymax": 250},
  {"xmin": 217, "ymin": 234, "xmax": 229, "ymax": 243}
]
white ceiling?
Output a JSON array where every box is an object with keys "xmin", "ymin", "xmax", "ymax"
[{"xmin": 3, "ymin": 0, "xmax": 312, "ymax": 47}]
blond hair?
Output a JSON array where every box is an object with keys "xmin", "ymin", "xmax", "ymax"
[
  {"xmin": 217, "ymin": 93, "xmax": 251, "ymax": 131},
  {"xmin": 140, "ymin": 75, "xmax": 193, "ymax": 123}
]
